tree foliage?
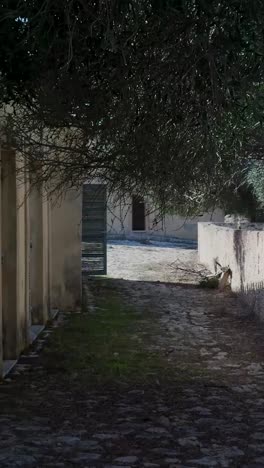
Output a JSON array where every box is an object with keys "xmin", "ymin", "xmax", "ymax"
[
  {"xmin": 1, "ymin": 1, "xmax": 264, "ymax": 213},
  {"xmin": 247, "ymin": 161, "xmax": 264, "ymax": 207}
]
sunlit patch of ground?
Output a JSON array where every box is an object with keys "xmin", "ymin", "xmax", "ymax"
[{"xmin": 107, "ymin": 239, "xmax": 203, "ymax": 283}]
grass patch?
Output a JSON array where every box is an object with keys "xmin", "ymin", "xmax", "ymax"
[
  {"xmin": 43, "ymin": 279, "xmax": 216, "ymax": 387},
  {"xmin": 43, "ymin": 291, "xmax": 173, "ymax": 384}
]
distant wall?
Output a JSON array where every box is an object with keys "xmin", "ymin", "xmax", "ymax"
[
  {"xmin": 198, "ymin": 222, "xmax": 264, "ymax": 320},
  {"xmin": 107, "ymin": 196, "xmax": 224, "ymax": 241}
]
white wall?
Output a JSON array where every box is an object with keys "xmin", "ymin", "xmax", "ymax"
[
  {"xmin": 50, "ymin": 190, "xmax": 82, "ymax": 311},
  {"xmin": 29, "ymin": 186, "xmax": 49, "ymax": 324},
  {"xmin": 198, "ymin": 222, "xmax": 264, "ymax": 320},
  {"xmin": 107, "ymin": 195, "xmax": 224, "ymax": 241},
  {"xmin": 1, "ymin": 149, "xmax": 30, "ymax": 359}
]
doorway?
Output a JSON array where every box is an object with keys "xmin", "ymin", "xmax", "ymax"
[{"xmin": 132, "ymin": 196, "xmax": 146, "ymax": 231}]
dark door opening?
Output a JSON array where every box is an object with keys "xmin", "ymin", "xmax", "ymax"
[{"xmin": 132, "ymin": 196, "xmax": 146, "ymax": 231}]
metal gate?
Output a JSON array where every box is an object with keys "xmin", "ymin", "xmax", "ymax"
[{"xmin": 82, "ymin": 184, "xmax": 107, "ymax": 275}]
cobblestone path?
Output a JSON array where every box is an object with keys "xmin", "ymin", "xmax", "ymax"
[{"xmin": 1, "ymin": 249, "xmax": 264, "ymax": 467}]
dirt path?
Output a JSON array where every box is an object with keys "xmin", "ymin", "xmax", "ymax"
[
  {"xmin": 107, "ymin": 240, "xmax": 200, "ymax": 283},
  {"xmin": 1, "ymin": 245, "xmax": 264, "ymax": 467}
]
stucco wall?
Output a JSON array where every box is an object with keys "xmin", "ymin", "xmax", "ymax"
[
  {"xmin": 50, "ymin": 190, "xmax": 82, "ymax": 311},
  {"xmin": 198, "ymin": 222, "xmax": 264, "ymax": 319},
  {"xmin": 1, "ymin": 150, "xmax": 30, "ymax": 359},
  {"xmin": 29, "ymin": 186, "xmax": 49, "ymax": 324},
  {"xmin": 107, "ymin": 196, "xmax": 224, "ymax": 241}
]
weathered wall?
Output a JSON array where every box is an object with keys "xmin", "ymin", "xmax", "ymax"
[
  {"xmin": 1, "ymin": 149, "xmax": 30, "ymax": 359},
  {"xmin": 29, "ymin": 186, "xmax": 49, "ymax": 324},
  {"xmin": 0, "ymin": 157, "xmax": 2, "ymax": 374},
  {"xmin": 50, "ymin": 190, "xmax": 82, "ymax": 311},
  {"xmin": 0, "ymin": 143, "xmax": 82, "ymax": 373},
  {"xmin": 107, "ymin": 196, "xmax": 224, "ymax": 241},
  {"xmin": 198, "ymin": 222, "xmax": 264, "ymax": 319}
]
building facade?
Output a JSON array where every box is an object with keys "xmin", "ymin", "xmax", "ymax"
[
  {"xmin": 0, "ymin": 147, "xmax": 82, "ymax": 377},
  {"xmin": 107, "ymin": 194, "xmax": 224, "ymax": 241}
]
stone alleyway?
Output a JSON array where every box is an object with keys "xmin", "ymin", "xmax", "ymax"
[{"xmin": 1, "ymin": 244, "xmax": 264, "ymax": 467}]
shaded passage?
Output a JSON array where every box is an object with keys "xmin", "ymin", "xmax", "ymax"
[{"xmin": 1, "ymin": 247, "xmax": 264, "ymax": 467}]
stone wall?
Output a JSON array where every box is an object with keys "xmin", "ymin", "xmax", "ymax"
[{"xmin": 198, "ymin": 222, "xmax": 264, "ymax": 320}]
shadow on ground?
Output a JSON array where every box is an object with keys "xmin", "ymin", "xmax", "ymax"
[{"xmin": 0, "ymin": 276, "xmax": 264, "ymax": 467}]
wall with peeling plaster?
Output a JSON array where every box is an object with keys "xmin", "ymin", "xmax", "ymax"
[{"xmin": 198, "ymin": 222, "xmax": 264, "ymax": 320}]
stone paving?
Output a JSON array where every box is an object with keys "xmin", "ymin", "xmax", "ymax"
[{"xmin": 1, "ymin": 246, "xmax": 264, "ymax": 467}]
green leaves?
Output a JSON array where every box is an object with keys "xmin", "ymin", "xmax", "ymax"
[
  {"xmin": 247, "ymin": 161, "xmax": 264, "ymax": 207},
  {"xmin": 2, "ymin": 0, "xmax": 264, "ymax": 215}
]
